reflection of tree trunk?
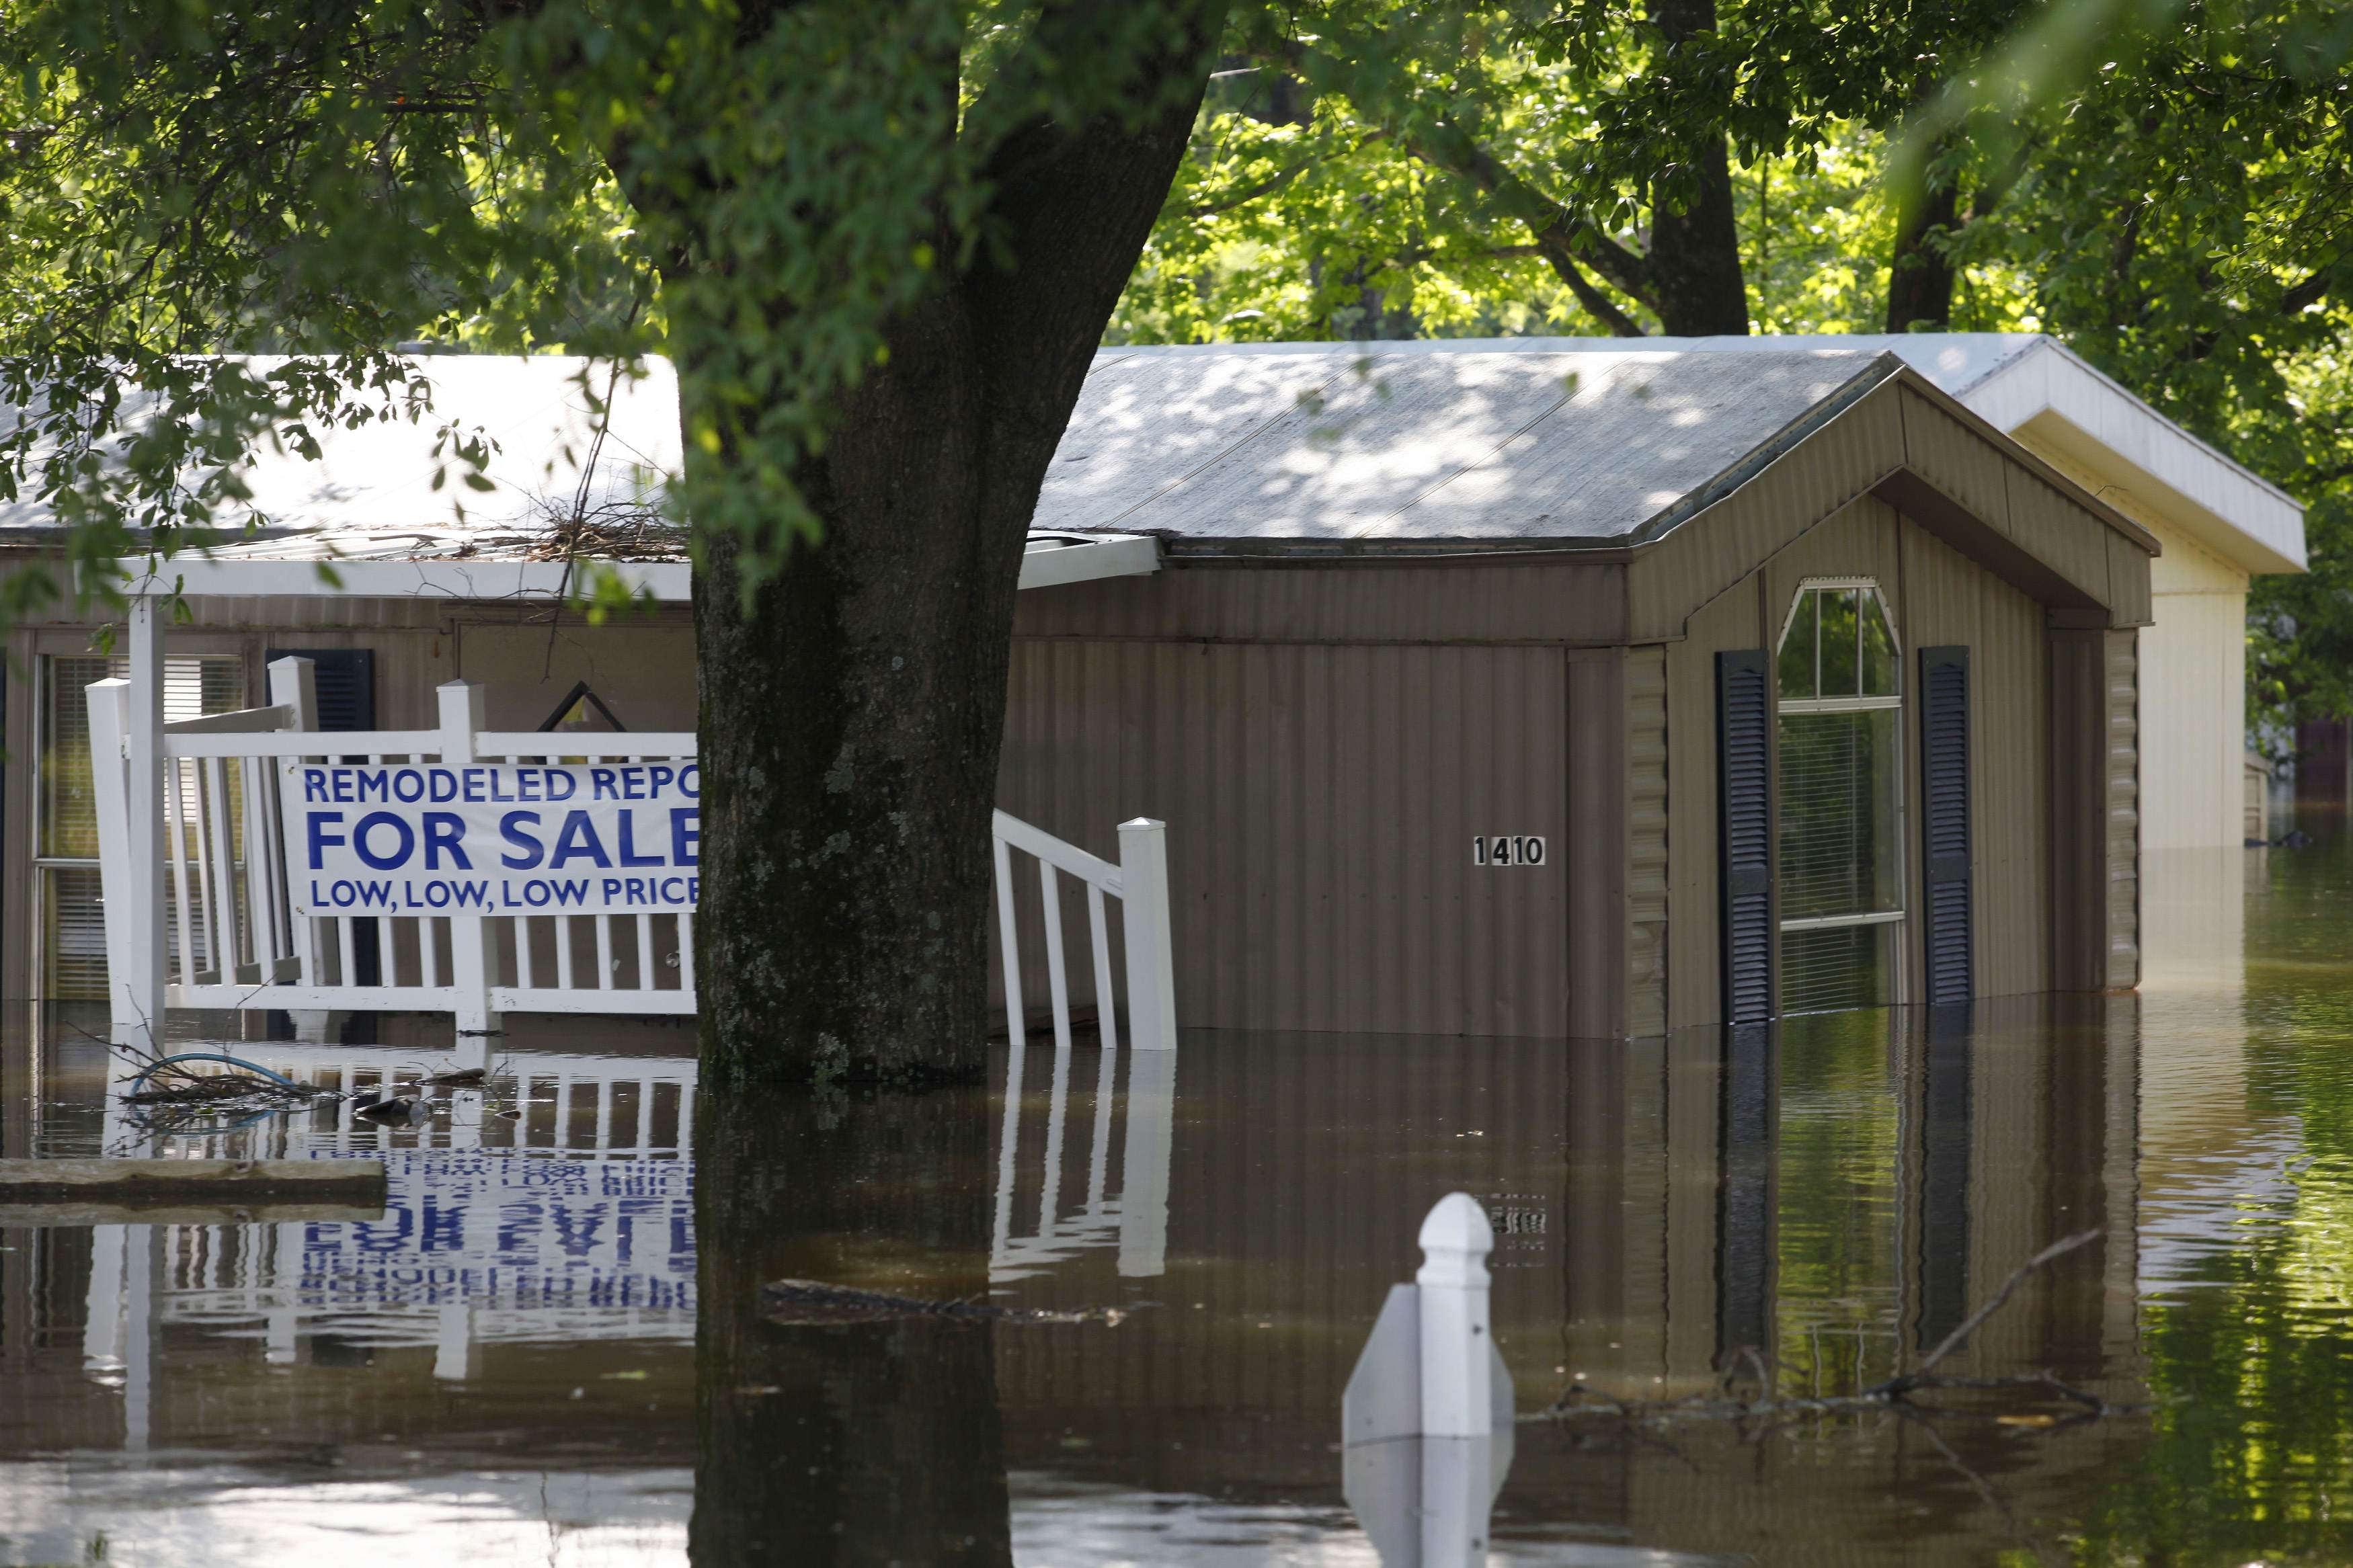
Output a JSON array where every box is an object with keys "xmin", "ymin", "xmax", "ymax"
[{"xmin": 691, "ymin": 1086, "xmax": 1012, "ymax": 1567}]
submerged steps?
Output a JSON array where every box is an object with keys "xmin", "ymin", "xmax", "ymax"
[{"xmin": 0, "ymin": 1157, "xmax": 387, "ymax": 1218}]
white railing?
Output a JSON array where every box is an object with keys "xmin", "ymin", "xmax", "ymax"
[
  {"xmin": 992, "ymin": 808, "xmax": 1176, "ymax": 1054},
  {"xmin": 89, "ymin": 642, "xmax": 696, "ymax": 1044},
  {"xmin": 88, "ymin": 598, "xmax": 1179, "ymax": 1048}
]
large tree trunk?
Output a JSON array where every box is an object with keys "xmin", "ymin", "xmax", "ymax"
[
  {"xmin": 692, "ymin": 43, "xmax": 1217, "ymax": 1087},
  {"xmin": 1644, "ymin": 0, "xmax": 1749, "ymax": 335},
  {"xmin": 691, "ymin": 1084, "xmax": 1011, "ymax": 1564},
  {"xmin": 1886, "ymin": 147, "xmax": 1962, "ymax": 332}
]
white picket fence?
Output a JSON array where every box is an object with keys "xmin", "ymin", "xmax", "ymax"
[{"xmin": 87, "ymin": 599, "xmax": 1176, "ymax": 1048}]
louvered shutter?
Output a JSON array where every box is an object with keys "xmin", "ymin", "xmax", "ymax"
[
  {"xmin": 276, "ymin": 649, "xmax": 380, "ymax": 983},
  {"xmin": 1918, "ymin": 647, "xmax": 1972, "ymax": 1005},
  {"xmin": 1717, "ymin": 651, "xmax": 1775, "ymax": 1025},
  {"xmin": 272, "ymin": 648, "xmax": 376, "ymax": 731}
]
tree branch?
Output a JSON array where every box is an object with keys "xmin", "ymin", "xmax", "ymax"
[
  {"xmin": 1409, "ymin": 118, "xmax": 1654, "ymax": 307},
  {"xmin": 2283, "ymin": 266, "xmax": 2334, "ymax": 316},
  {"xmin": 1184, "ymin": 138, "xmax": 1345, "ymax": 218}
]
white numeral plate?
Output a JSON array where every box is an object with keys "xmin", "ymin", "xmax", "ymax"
[{"xmin": 1471, "ymin": 835, "xmax": 1546, "ymax": 867}]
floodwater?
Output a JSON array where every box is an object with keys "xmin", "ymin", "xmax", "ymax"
[{"xmin": 3, "ymin": 829, "xmax": 2352, "ymax": 1565}]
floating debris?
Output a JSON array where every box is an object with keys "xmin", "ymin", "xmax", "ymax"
[{"xmin": 762, "ymin": 1278, "xmax": 1124, "ymax": 1327}]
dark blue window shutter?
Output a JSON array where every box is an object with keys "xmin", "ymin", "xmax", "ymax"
[
  {"xmin": 272, "ymin": 648, "xmax": 376, "ymax": 732},
  {"xmin": 1717, "ymin": 650, "xmax": 1775, "ymax": 1026},
  {"xmin": 1919, "ymin": 647, "xmax": 1972, "ymax": 1005},
  {"xmin": 274, "ymin": 648, "xmax": 381, "ymax": 987}
]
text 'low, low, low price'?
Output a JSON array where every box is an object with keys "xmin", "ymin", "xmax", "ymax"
[{"xmin": 281, "ymin": 763, "xmax": 699, "ymax": 917}]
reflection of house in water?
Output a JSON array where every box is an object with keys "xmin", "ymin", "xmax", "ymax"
[
  {"xmin": 984, "ymin": 1008, "xmax": 2148, "ymax": 1557},
  {"xmin": 5, "ymin": 1005, "xmax": 2159, "ymax": 1561}
]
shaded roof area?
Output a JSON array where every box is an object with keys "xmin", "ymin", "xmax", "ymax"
[{"xmin": 1038, "ymin": 343, "xmax": 1893, "ymax": 546}]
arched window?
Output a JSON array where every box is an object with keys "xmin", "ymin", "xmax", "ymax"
[{"xmin": 1775, "ymin": 580, "xmax": 1904, "ymax": 1013}]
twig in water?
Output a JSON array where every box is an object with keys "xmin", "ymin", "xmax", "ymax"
[
  {"xmin": 1874, "ymin": 1228, "xmax": 2102, "ymax": 1397},
  {"xmin": 1534, "ymin": 1228, "xmax": 2135, "ymax": 1430}
]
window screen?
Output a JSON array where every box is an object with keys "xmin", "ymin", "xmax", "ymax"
[{"xmin": 1774, "ymin": 584, "xmax": 1905, "ymax": 1016}]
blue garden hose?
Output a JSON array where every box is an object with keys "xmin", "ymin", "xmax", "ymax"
[{"xmin": 126, "ymin": 1051, "xmax": 303, "ymax": 1096}]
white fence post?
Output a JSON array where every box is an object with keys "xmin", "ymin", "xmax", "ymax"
[
  {"xmin": 1117, "ymin": 818, "xmax": 1177, "ymax": 1052},
  {"xmin": 268, "ymin": 657, "xmax": 326, "ymax": 1036},
  {"xmin": 438, "ymin": 681, "xmax": 499, "ymax": 1036},
  {"xmin": 122, "ymin": 599, "xmax": 168, "ymax": 1050},
  {"xmin": 86, "ymin": 679, "xmax": 136, "ymax": 1042},
  {"xmin": 1342, "ymin": 1194, "xmax": 1515, "ymax": 1568},
  {"xmin": 1416, "ymin": 1193, "xmax": 1495, "ymax": 1438}
]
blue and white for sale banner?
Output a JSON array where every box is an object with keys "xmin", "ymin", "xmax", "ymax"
[{"xmin": 280, "ymin": 761, "xmax": 699, "ymax": 916}]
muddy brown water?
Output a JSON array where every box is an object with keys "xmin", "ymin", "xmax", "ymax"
[{"xmin": 0, "ymin": 833, "xmax": 2348, "ymax": 1563}]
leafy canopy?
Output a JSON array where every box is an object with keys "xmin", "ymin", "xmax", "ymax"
[{"xmin": 0, "ymin": 0, "xmax": 1222, "ymax": 617}]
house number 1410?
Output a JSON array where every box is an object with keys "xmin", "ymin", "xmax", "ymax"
[{"xmin": 1471, "ymin": 835, "xmax": 1546, "ymax": 867}]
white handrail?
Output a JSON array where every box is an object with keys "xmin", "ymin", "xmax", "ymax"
[
  {"xmin": 163, "ymin": 703, "xmax": 301, "ymax": 735},
  {"xmin": 991, "ymin": 808, "xmax": 1176, "ymax": 1053},
  {"xmin": 993, "ymin": 808, "xmax": 1125, "ymax": 891}
]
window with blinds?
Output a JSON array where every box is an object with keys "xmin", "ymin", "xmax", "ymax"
[
  {"xmin": 1774, "ymin": 583, "xmax": 1905, "ymax": 1016},
  {"xmin": 37, "ymin": 655, "xmax": 245, "ymax": 1000}
]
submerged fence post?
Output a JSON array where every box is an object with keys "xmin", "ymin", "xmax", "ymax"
[
  {"xmin": 438, "ymin": 681, "xmax": 499, "ymax": 1037},
  {"xmin": 122, "ymin": 598, "xmax": 168, "ymax": 1050},
  {"xmin": 1117, "ymin": 818, "xmax": 1176, "ymax": 1051}
]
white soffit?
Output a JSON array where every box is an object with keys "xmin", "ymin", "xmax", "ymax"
[{"xmin": 1960, "ymin": 342, "xmax": 2305, "ymax": 575}]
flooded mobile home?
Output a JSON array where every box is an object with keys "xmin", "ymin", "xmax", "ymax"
[{"xmin": 1000, "ymin": 343, "xmax": 2159, "ymax": 1036}]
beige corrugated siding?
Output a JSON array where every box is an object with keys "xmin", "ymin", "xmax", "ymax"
[
  {"xmin": 1898, "ymin": 516, "xmax": 2050, "ymax": 998},
  {"xmin": 1627, "ymin": 381, "xmax": 1906, "ymax": 642},
  {"xmin": 995, "ymin": 639, "xmax": 1570, "ymax": 1037},
  {"xmin": 1566, "ymin": 652, "xmax": 1628, "ymax": 1038},
  {"xmin": 2004, "ymin": 464, "xmax": 2112, "ymax": 608},
  {"xmin": 1012, "ymin": 557, "xmax": 1628, "ymax": 646},
  {"xmin": 1626, "ymin": 648, "xmax": 1669, "ymax": 1037},
  {"xmin": 2106, "ymin": 630, "xmax": 2143, "ymax": 987},
  {"xmin": 1899, "ymin": 384, "xmax": 2013, "ymax": 538},
  {"xmin": 1664, "ymin": 583, "xmax": 1763, "ymax": 1030},
  {"xmin": 455, "ymin": 621, "xmax": 696, "ymax": 732}
]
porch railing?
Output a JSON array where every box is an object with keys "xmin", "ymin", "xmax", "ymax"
[{"xmin": 87, "ymin": 600, "xmax": 1175, "ymax": 1048}]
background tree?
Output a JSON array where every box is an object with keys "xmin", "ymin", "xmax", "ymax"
[{"xmin": 1113, "ymin": 0, "xmax": 2034, "ymax": 343}]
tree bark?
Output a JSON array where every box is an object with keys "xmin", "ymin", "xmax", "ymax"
[
  {"xmin": 692, "ymin": 19, "xmax": 1220, "ymax": 1087},
  {"xmin": 1644, "ymin": 0, "xmax": 1749, "ymax": 335},
  {"xmin": 691, "ymin": 1084, "xmax": 1011, "ymax": 1565}
]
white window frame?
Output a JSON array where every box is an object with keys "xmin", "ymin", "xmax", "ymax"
[{"xmin": 1775, "ymin": 576, "xmax": 1909, "ymax": 1007}]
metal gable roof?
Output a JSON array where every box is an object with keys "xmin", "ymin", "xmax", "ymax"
[
  {"xmin": 1039, "ymin": 343, "xmax": 1897, "ymax": 546},
  {"xmin": 1482, "ymin": 332, "xmax": 2305, "ymax": 574}
]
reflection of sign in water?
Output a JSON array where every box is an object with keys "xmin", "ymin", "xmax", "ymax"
[{"xmin": 294, "ymin": 1151, "xmax": 697, "ymax": 1315}]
